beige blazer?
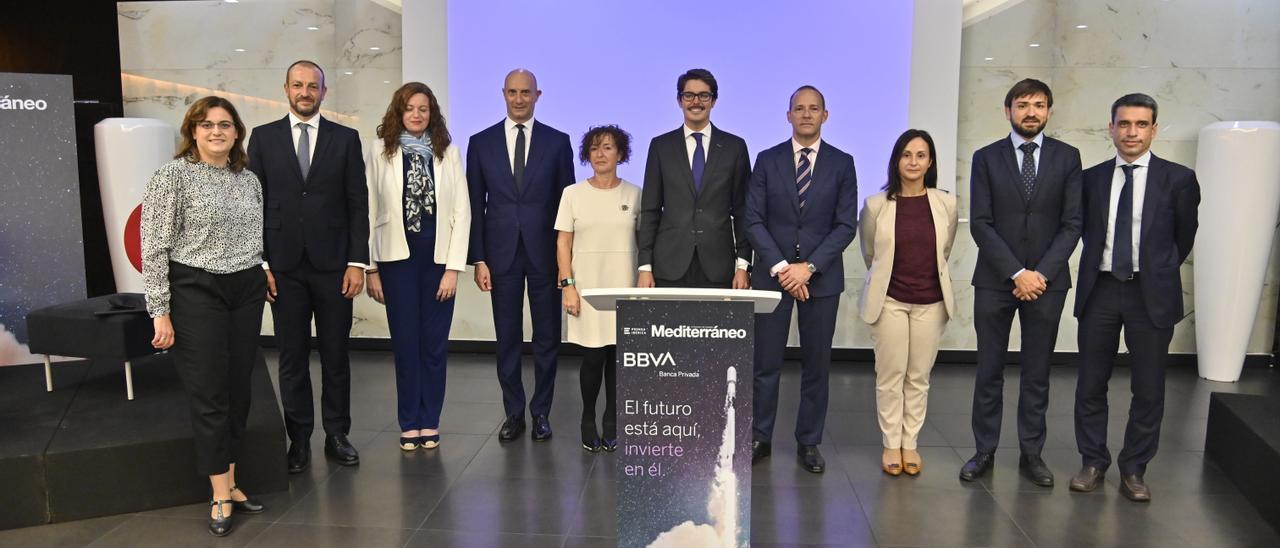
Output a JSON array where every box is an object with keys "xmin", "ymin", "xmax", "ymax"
[
  {"xmin": 857, "ymin": 188, "xmax": 958, "ymax": 324},
  {"xmin": 366, "ymin": 139, "xmax": 471, "ymax": 270}
]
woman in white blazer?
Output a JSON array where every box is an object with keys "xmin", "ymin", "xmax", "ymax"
[
  {"xmin": 364, "ymin": 82, "xmax": 470, "ymax": 451},
  {"xmin": 858, "ymin": 129, "xmax": 958, "ymax": 477}
]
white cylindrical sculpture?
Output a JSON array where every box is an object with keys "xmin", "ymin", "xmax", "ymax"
[
  {"xmin": 1193, "ymin": 121, "xmax": 1280, "ymax": 382},
  {"xmin": 94, "ymin": 118, "xmax": 175, "ymax": 293}
]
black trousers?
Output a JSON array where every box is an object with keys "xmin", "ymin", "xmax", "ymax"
[
  {"xmin": 271, "ymin": 260, "xmax": 353, "ymax": 442},
  {"xmin": 655, "ymin": 249, "xmax": 732, "ymax": 289},
  {"xmin": 579, "ymin": 345, "xmax": 617, "ymax": 439},
  {"xmin": 1075, "ymin": 274, "xmax": 1173, "ymax": 476},
  {"xmin": 753, "ymin": 293, "xmax": 838, "ymax": 446},
  {"xmin": 168, "ymin": 262, "xmax": 266, "ymax": 476},
  {"xmin": 971, "ymin": 287, "xmax": 1067, "ymax": 455}
]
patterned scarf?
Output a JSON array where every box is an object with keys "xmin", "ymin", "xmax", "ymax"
[{"xmin": 399, "ymin": 131, "xmax": 436, "ymax": 232}]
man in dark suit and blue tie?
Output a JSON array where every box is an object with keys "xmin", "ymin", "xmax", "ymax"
[
  {"xmin": 247, "ymin": 60, "xmax": 367, "ymax": 472},
  {"xmin": 467, "ymin": 69, "xmax": 574, "ymax": 442},
  {"xmin": 746, "ymin": 86, "xmax": 858, "ymax": 473},
  {"xmin": 637, "ymin": 68, "xmax": 753, "ymax": 289},
  {"xmin": 961, "ymin": 79, "xmax": 1082, "ymax": 486},
  {"xmin": 1068, "ymin": 93, "xmax": 1200, "ymax": 501}
]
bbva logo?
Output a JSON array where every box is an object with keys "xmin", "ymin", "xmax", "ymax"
[{"xmin": 621, "ymin": 352, "xmax": 675, "ymax": 367}]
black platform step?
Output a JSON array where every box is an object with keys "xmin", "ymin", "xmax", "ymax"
[{"xmin": 1206, "ymin": 392, "xmax": 1280, "ymax": 533}]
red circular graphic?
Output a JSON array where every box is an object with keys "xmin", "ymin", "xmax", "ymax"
[{"xmin": 124, "ymin": 203, "xmax": 143, "ymax": 273}]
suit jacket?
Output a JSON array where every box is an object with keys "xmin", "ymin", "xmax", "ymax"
[
  {"xmin": 857, "ymin": 188, "xmax": 959, "ymax": 323},
  {"xmin": 365, "ymin": 139, "xmax": 471, "ymax": 270},
  {"xmin": 969, "ymin": 135, "xmax": 1082, "ymax": 290},
  {"xmin": 247, "ymin": 115, "xmax": 369, "ymax": 272},
  {"xmin": 466, "ymin": 119, "xmax": 574, "ymax": 275},
  {"xmin": 637, "ymin": 124, "xmax": 752, "ymax": 282},
  {"xmin": 1074, "ymin": 154, "xmax": 1200, "ymax": 328},
  {"xmin": 745, "ymin": 139, "xmax": 858, "ymax": 298}
]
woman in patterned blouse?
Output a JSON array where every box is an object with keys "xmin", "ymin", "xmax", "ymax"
[
  {"xmin": 141, "ymin": 96, "xmax": 268, "ymax": 537},
  {"xmin": 365, "ymin": 82, "xmax": 471, "ymax": 451}
]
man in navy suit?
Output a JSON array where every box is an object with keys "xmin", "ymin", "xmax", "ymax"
[
  {"xmin": 637, "ymin": 68, "xmax": 753, "ymax": 289},
  {"xmin": 960, "ymin": 78, "xmax": 1082, "ymax": 486},
  {"xmin": 247, "ymin": 60, "xmax": 367, "ymax": 472},
  {"xmin": 467, "ymin": 69, "xmax": 574, "ymax": 442},
  {"xmin": 1068, "ymin": 93, "xmax": 1199, "ymax": 502},
  {"xmin": 746, "ymin": 86, "xmax": 858, "ymax": 473}
]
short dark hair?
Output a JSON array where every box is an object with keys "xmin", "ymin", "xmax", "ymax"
[
  {"xmin": 882, "ymin": 129, "xmax": 938, "ymax": 200},
  {"xmin": 1004, "ymin": 78, "xmax": 1052, "ymax": 108},
  {"xmin": 286, "ymin": 59, "xmax": 326, "ymax": 88},
  {"xmin": 676, "ymin": 68, "xmax": 718, "ymax": 99},
  {"xmin": 1111, "ymin": 93, "xmax": 1159, "ymax": 123},
  {"xmin": 578, "ymin": 125, "xmax": 632, "ymax": 165},
  {"xmin": 789, "ymin": 85, "xmax": 826, "ymax": 110}
]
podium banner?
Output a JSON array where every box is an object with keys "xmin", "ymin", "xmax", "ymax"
[{"xmin": 616, "ymin": 300, "xmax": 753, "ymax": 548}]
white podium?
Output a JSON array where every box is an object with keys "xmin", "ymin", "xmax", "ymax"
[
  {"xmin": 582, "ymin": 288, "xmax": 778, "ymax": 548},
  {"xmin": 1192, "ymin": 121, "xmax": 1280, "ymax": 382}
]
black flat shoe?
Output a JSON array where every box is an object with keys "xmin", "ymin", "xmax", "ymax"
[
  {"xmin": 324, "ymin": 434, "xmax": 360, "ymax": 466},
  {"xmin": 420, "ymin": 434, "xmax": 440, "ymax": 449},
  {"xmin": 399, "ymin": 436, "xmax": 420, "ymax": 451},
  {"xmin": 601, "ymin": 438, "xmax": 617, "ymax": 452},
  {"xmin": 581, "ymin": 422, "xmax": 601, "ymax": 453},
  {"xmin": 798, "ymin": 445, "xmax": 825, "ymax": 474},
  {"xmin": 287, "ymin": 442, "xmax": 310, "ymax": 474},
  {"xmin": 752, "ymin": 440, "xmax": 772, "ymax": 464},
  {"xmin": 208, "ymin": 499, "xmax": 232, "ymax": 537},
  {"xmin": 959, "ymin": 451, "xmax": 994, "ymax": 482},
  {"xmin": 229, "ymin": 486, "xmax": 264, "ymax": 514},
  {"xmin": 532, "ymin": 415, "xmax": 553, "ymax": 441},
  {"xmin": 499, "ymin": 415, "xmax": 526, "ymax": 442}
]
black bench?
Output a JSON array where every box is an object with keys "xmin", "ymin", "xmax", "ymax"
[{"xmin": 25, "ymin": 293, "xmax": 157, "ymax": 400}]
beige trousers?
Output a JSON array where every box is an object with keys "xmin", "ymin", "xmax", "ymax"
[{"xmin": 870, "ymin": 297, "xmax": 948, "ymax": 449}]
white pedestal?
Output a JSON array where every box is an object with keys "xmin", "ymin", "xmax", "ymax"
[
  {"xmin": 94, "ymin": 118, "xmax": 175, "ymax": 293},
  {"xmin": 1193, "ymin": 121, "xmax": 1280, "ymax": 382}
]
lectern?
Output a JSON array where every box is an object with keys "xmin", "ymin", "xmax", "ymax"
[{"xmin": 582, "ymin": 288, "xmax": 780, "ymax": 548}]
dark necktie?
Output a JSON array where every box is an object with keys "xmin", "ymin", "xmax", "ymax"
[
  {"xmin": 1112, "ymin": 164, "xmax": 1136, "ymax": 280},
  {"xmin": 513, "ymin": 123, "xmax": 527, "ymax": 191},
  {"xmin": 1018, "ymin": 141, "xmax": 1038, "ymax": 199},
  {"xmin": 296, "ymin": 122, "xmax": 310, "ymax": 180},
  {"xmin": 796, "ymin": 148, "xmax": 813, "ymax": 209},
  {"xmin": 691, "ymin": 132, "xmax": 706, "ymax": 194}
]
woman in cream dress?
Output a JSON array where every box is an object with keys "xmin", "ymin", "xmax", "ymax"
[{"xmin": 555, "ymin": 125, "xmax": 640, "ymax": 453}]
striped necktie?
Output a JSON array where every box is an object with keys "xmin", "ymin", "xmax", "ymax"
[{"xmin": 796, "ymin": 148, "xmax": 813, "ymax": 208}]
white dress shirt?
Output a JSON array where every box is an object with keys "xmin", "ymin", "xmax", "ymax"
[
  {"xmin": 289, "ymin": 112, "xmax": 320, "ymax": 165},
  {"xmin": 504, "ymin": 116, "xmax": 534, "ymax": 173},
  {"xmin": 770, "ymin": 139, "xmax": 823, "ymax": 276},
  {"xmin": 639, "ymin": 123, "xmax": 747, "ymax": 273},
  {"xmin": 1101, "ymin": 151, "xmax": 1150, "ymax": 272},
  {"xmin": 1009, "ymin": 130, "xmax": 1044, "ymax": 281}
]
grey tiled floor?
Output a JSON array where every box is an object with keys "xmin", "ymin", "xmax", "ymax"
[{"xmin": 3, "ymin": 350, "xmax": 1279, "ymax": 547}]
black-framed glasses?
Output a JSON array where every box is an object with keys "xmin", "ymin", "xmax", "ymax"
[
  {"xmin": 679, "ymin": 91, "xmax": 714, "ymax": 103},
  {"xmin": 197, "ymin": 121, "xmax": 235, "ymax": 131}
]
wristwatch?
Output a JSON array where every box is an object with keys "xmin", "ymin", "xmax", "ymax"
[
  {"xmin": 806, "ymin": 263, "xmax": 817, "ymax": 274},
  {"xmin": 558, "ymin": 278, "xmax": 576, "ymax": 289}
]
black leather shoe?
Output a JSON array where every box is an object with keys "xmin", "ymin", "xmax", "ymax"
[
  {"xmin": 498, "ymin": 415, "xmax": 525, "ymax": 442},
  {"xmin": 601, "ymin": 438, "xmax": 617, "ymax": 452},
  {"xmin": 581, "ymin": 422, "xmax": 601, "ymax": 453},
  {"xmin": 286, "ymin": 442, "xmax": 310, "ymax": 474},
  {"xmin": 1019, "ymin": 454, "xmax": 1055, "ymax": 487},
  {"xmin": 751, "ymin": 440, "xmax": 771, "ymax": 464},
  {"xmin": 798, "ymin": 445, "xmax": 825, "ymax": 473},
  {"xmin": 959, "ymin": 451, "xmax": 994, "ymax": 482},
  {"xmin": 1069, "ymin": 466, "xmax": 1105, "ymax": 492},
  {"xmin": 532, "ymin": 415, "xmax": 553, "ymax": 441},
  {"xmin": 229, "ymin": 486, "xmax": 264, "ymax": 514},
  {"xmin": 324, "ymin": 434, "xmax": 360, "ymax": 466},
  {"xmin": 208, "ymin": 499, "xmax": 232, "ymax": 537},
  {"xmin": 1119, "ymin": 474, "xmax": 1151, "ymax": 502}
]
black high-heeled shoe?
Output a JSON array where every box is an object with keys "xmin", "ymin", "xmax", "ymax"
[
  {"xmin": 230, "ymin": 485, "xmax": 264, "ymax": 514},
  {"xmin": 581, "ymin": 422, "xmax": 601, "ymax": 453},
  {"xmin": 208, "ymin": 499, "xmax": 233, "ymax": 537}
]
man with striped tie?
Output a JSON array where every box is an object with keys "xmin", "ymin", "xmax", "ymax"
[{"xmin": 744, "ymin": 86, "xmax": 858, "ymax": 473}]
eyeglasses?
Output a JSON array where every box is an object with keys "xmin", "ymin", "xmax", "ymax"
[
  {"xmin": 197, "ymin": 121, "xmax": 235, "ymax": 131},
  {"xmin": 679, "ymin": 92, "xmax": 714, "ymax": 103}
]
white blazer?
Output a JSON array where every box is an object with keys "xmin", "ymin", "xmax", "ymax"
[
  {"xmin": 366, "ymin": 139, "xmax": 471, "ymax": 270},
  {"xmin": 857, "ymin": 188, "xmax": 958, "ymax": 324}
]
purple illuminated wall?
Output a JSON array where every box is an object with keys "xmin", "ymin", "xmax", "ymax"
[{"xmin": 447, "ymin": 0, "xmax": 914, "ymax": 200}]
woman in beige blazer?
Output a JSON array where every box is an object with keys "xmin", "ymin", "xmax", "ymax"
[
  {"xmin": 364, "ymin": 82, "xmax": 470, "ymax": 451},
  {"xmin": 858, "ymin": 129, "xmax": 958, "ymax": 476}
]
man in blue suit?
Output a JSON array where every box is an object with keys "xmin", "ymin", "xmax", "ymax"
[
  {"xmin": 746, "ymin": 86, "xmax": 858, "ymax": 473},
  {"xmin": 960, "ymin": 78, "xmax": 1082, "ymax": 487},
  {"xmin": 467, "ymin": 69, "xmax": 575, "ymax": 442},
  {"xmin": 1069, "ymin": 93, "xmax": 1199, "ymax": 501}
]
